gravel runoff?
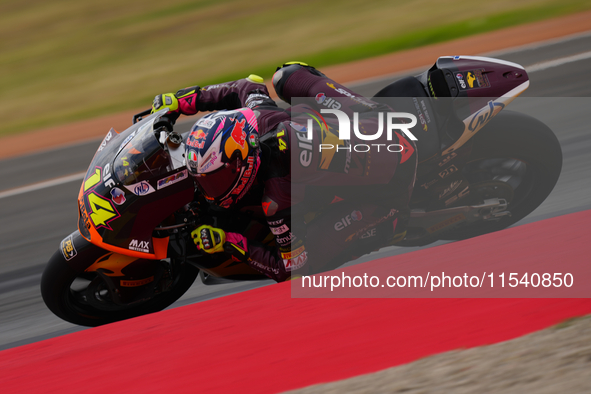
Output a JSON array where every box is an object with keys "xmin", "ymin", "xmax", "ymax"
[{"xmin": 288, "ymin": 315, "xmax": 591, "ymax": 394}]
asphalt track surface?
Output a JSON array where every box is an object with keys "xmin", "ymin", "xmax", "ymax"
[{"xmin": 1, "ymin": 32, "xmax": 590, "ymax": 351}]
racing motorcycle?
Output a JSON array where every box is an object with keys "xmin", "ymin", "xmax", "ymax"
[{"xmin": 41, "ymin": 55, "xmax": 562, "ymax": 326}]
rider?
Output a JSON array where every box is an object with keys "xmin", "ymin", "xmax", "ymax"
[{"xmin": 151, "ymin": 62, "xmax": 417, "ymax": 282}]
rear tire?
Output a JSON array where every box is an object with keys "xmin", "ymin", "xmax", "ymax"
[{"xmin": 440, "ymin": 110, "xmax": 562, "ymax": 239}]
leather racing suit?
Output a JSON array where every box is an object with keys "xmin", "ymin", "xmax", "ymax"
[{"xmin": 170, "ymin": 64, "xmax": 417, "ymax": 282}]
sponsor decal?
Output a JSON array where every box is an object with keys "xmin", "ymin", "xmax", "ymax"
[
  {"xmin": 97, "ymin": 129, "xmax": 114, "ymax": 152},
  {"xmin": 270, "ymin": 224, "xmax": 289, "ymax": 235},
  {"xmin": 456, "ymin": 73, "xmax": 466, "ymax": 89},
  {"xmin": 419, "ymin": 100, "xmax": 432, "ymax": 123},
  {"xmin": 360, "ymin": 228, "xmax": 377, "ymax": 239},
  {"xmin": 421, "ymin": 179, "xmax": 438, "ymax": 190},
  {"xmin": 187, "ymin": 129, "xmax": 208, "ymax": 149},
  {"xmin": 224, "ymin": 118, "xmax": 248, "ymax": 160},
  {"xmin": 294, "ymin": 125, "xmax": 313, "ymax": 167},
  {"xmin": 157, "ymin": 170, "xmax": 188, "ymax": 190},
  {"xmin": 262, "ymin": 196, "xmax": 278, "ymax": 216},
  {"xmin": 268, "ymin": 219, "xmax": 284, "ymax": 226},
  {"xmin": 129, "ymin": 239, "xmax": 150, "ymax": 253},
  {"xmin": 438, "ymin": 180, "xmax": 462, "ymax": 199},
  {"xmin": 456, "ymin": 73, "xmax": 466, "ymax": 90},
  {"xmin": 468, "ymin": 100, "xmax": 505, "ymax": 133},
  {"xmin": 196, "ymin": 117, "xmax": 216, "ymax": 128},
  {"xmin": 334, "ymin": 210, "xmax": 363, "ymax": 231},
  {"xmin": 456, "ymin": 69, "xmax": 490, "ymax": 90},
  {"xmin": 326, "ymin": 82, "xmax": 375, "ymax": 108},
  {"xmin": 473, "ymin": 69, "xmax": 491, "ymax": 88},
  {"xmin": 79, "ymin": 196, "xmax": 91, "ymax": 231},
  {"xmin": 467, "ymin": 72, "xmax": 476, "ymax": 88},
  {"xmin": 251, "ymin": 259, "xmax": 280, "ymax": 275},
  {"xmin": 320, "ymin": 97, "xmax": 342, "ymax": 110},
  {"xmin": 125, "ymin": 181, "xmax": 155, "ymax": 196},
  {"xmin": 102, "ymin": 163, "xmax": 116, "ymax": 189},
  {"xmin": 438, "ymin": 165, "xmax": 458, "ymax": 179},
  {"xmin": 444, "ymin": 186, "xmax": 470, "ymax": 207},
  {"xmin": 413, "ymin": 98, "xmax": 428, "ymax": 131},
  {"xmin": 427, "ymin": 213, "xmax": 466, "ymax": 234},
  {"xmin": 60, "ymin": 234, "xmax": 77, "ymax": 261},
  {"xmin": 418, "ymin": 114, "xmax": 428, "ymax": 131},
  {"xmin": 289, "ymin": 122, "xmax": 307, "ymax": 133},
  {"xmin": 331, "ymin": 195, "xmax": 344, "ymax": 204},
  {"xmin": 281, "ymin": 245, "xmax": 306, "ymax": 260},
  {"xmin": 283, "ymin": 250, "xmax": 308, "ymax": 272},
  {"xmin": 110, "ymin": 187, "xmax": 126, "ymax": 205},
  {"xmin": 345, "ymin": 208, "xmax": 398, "ymax": 242},
  {"xmin": 121, "ymin": 276, "xmax": 154, "ymax": 287},
  {"xmin": 315, "ymin": 91, "xmax": 342, "ymax": 110},
  {"xmin": 231, "ymin": 156, "xmax": 255, "ymax": 197},
  {"xmin": 199, "ymin": 150, "xmax": 219, "ymax": 173},
  {"xmin": 438, "ymin": 152, "xmax": 458, "ymax": 167},
  {"xmin": 281, "ymin": 246, "xmax": 308, "ymax": 272},
  {"xmin": 276, "ymin": 232, "xmax": 296, "ymax": 245},
  {"xmin": 118, "ymin": 130, "xmax": 137, "ymax": 152}
]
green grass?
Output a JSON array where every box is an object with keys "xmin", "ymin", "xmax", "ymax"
[{"xmin": 1, "ymin": 0, "xmax": 590, "ymax": 136}]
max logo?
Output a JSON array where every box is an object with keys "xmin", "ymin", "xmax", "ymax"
[
  {"xmin": 468, "ymin": 100, "xmax": 505, "ymax": 132},
  {"xmin": 129, "ymin": 239, "xmax": 150, "ymax": 253}
]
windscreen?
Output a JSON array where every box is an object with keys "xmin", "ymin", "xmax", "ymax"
[{"xmin": 114, "ymin": 125, "xmax": 172, "ymax": 185}]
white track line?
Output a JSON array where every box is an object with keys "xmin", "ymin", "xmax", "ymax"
[
  {"xmin": 525, "ymin": 50, "xmax": 591, "ymax": 72},
  {"xmin": 0, "ymin": 172, "xmax": 85, "ymax": 200}
]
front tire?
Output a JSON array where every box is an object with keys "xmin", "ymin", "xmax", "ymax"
[{"xmin": 41, "ymin": 247, "xmax": 199, "ymax": 327}]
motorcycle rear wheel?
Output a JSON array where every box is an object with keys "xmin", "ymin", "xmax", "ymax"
[
  {"xmin": 41, "ymin": 249, "xmax": 199, "ymax": 327},
  {"xmin": 440, "ymin": 110, "xmax": 562, "ymax": 240}
]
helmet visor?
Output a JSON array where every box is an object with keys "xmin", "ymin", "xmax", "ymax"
[{"xmin": 194, "ymin": 160, "xmax": 242, "ymax": 200}]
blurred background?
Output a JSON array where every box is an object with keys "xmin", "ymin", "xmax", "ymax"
[
  {"xmin": 1, "ymin": 0, "xmax": 590, "ymax": 137},
  {"xmin": 1, "ymin": 3, "xmax": 591, "ymax": 390}
]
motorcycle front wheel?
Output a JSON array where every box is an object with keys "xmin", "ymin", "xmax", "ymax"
[{"xmin": 41, "ymin": 244, "xmax": 199, "ymax": 327}]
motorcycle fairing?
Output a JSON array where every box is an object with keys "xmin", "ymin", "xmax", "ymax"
[
  {"xmin": 426, "ymin": 56, "xmax": 530, "ymax": 155},
  {"xmin": 77, "ymin": 110, "xmax": 195, "ymax": 260}
]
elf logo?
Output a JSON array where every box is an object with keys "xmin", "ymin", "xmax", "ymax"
[
  {"xmin": 334, "ymin": 210, "xmax": 363, "ymax": 231},
  {"xmin": 315, "ymin": 93, "xmax": 341, "ymax": 110}
]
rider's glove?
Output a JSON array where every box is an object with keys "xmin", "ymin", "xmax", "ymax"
[
  {"xmin": 151, "ymin": 86, "xmax": 200, "ymax": 121},
  {"xmin": 152, "ymin": 93, "xmax": 179, "ymax": 113},
  {"xmin": 191, "ymin": 225, "xmax": 249, "ymax": 262}
]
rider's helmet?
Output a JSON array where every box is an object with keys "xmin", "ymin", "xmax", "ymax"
[{"xmin": 185, "ymin": 108, "xmax": 260, "ymax": 208}]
